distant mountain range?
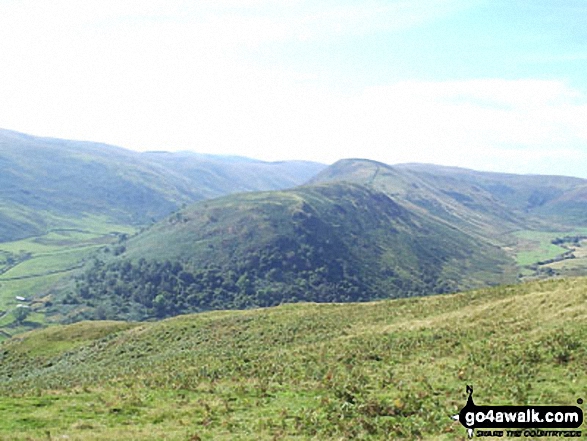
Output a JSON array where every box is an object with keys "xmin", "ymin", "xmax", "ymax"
[
  {"xmin": 2, "ymin": 128, "xmax": 587, "ymax": 322},
  {"xmin": 0, "ymin": 128, "xmax": 324, "ymax": 241},
  {"xmin": 311, "ymin": 158, "xmax": 587, "ymax": 237}
]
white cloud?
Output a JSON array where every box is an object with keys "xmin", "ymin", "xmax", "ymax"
[
  {"xmin": 332, "ymin": 79, "xmax": 587, "ymax": 170},
  {"xmin": 0, "ymin": 1, "xmax": 586, "ymax": 177}
]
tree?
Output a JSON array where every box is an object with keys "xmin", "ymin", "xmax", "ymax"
[
  {"xmin": 153, "ymin": 292, "xmax": 171, "ymax": 318},
  {"xmin": 12, "ymin": 306, "xmax": 30, "ymax": 324}
]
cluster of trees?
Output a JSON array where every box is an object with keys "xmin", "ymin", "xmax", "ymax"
[
  {"xmin": 551, "ymin": 236, "xmax": 587, "ymax": 246},
  {"xmin": 65, "ymin": 256, "xmax": 366, "ymax": 320},
  {"xmin": 64, "ymin": 249, "xmax": 447, "ymax": 322},
  {"xmin": 12, "ymin": 306, "xmax": 30, "ymax": 324},
  {"xmin": 0, "ymin": 251, "xmax": 32, "ymax": 275}
]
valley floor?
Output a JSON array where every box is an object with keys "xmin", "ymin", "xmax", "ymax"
[{"xmin": 0, "ymin": 220, "xmax": 136, "ymax": 340}]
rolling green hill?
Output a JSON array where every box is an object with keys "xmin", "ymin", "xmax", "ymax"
[
  {"xmin": 2, "ymin": 132, "xmax": 587, "ymax": 439},
  {"xmin": 1, "ymin": 277, "xmax": 585, "ymax": 440},
  {"xmin": 309, "ymin": 159, "xmax": 587, "ymax": 241},
  {"xmin": 0, "ymin": 129, "xmax": 195, "ymax": 240},
  {"xmin": 53, "ymin": 181, "xmax": 515, "ymax": 321},
  {"xmin": 0, "ymin": 128, "xmax": 325, "ymax": 242},
  {"xmin": 42, "ymin": 159, "xmax": 587, "ymax": 322},
  {"xmin": 397, "ymin": 163, "xmax": 587, "ymax": 225},
  {"xmin": 141, "ymin": 151, "xmax": 327, "ymax": 200},
  {"xmin": 308, "ymin": 159, "xmax": 587, "ymax": 279}
]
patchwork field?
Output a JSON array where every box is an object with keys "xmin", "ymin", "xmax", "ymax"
[
  {"xmin": 0, "ymin": 218, "xmax": 136, "ymax": 339},
  {"xmin": 511, "ymin": 229, "xmax": 587, "ymax": 279}
]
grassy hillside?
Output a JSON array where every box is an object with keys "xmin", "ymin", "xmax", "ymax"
[
  {"xmin": 396, "ymin": 163, "xmax": 587, "ymax": 229},
  {"xmin": 308, "ymin": 159, "xmax": 528, "ymax": 241},
  {"xmin": 309, "ymin": 159, "xmax": 587, "ymax": 279},
  {"xmin": 311, "ymin": 159, "xmax": 587, "ymax": 240},
  {"xmin": 0, "ymin": 129, "xmax": 194, "ymax": 239},
  {"xmin": 0, "ymin": 277, "xmax": 585, "ymax": 440},
  {"xmin": 4, "ymin": 143, "xmax": 587, "ymax": 330},
  {"xmin": 52, "ymin": 182, "xmax": 514, "ymax": 321},
  {"xmin": 141, "ymin": 151, "xmax": 325, "ymax": 199},
  {"xmin": 0, "ymin": 128, "xmax": 325, "ymax": 242}
]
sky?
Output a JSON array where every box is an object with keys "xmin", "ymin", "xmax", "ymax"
[{"xmin": 1, "ymin": 0, "xmax": 587, "ymax": 177}]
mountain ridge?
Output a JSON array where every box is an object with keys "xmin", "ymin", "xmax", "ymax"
[{"xmin": 0, "ymin": 128, "xmax": 325, "ymax": 241}]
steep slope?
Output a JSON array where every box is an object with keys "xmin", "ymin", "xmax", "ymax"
[
  {"xmin": 0, "ymin": 129, "xmax": 196, "ymax": 232},
  {"xmin": 0, "ymin": 129, "xmax": 325, "ymax": 241},
  {"xmin": 533, "ymin": 185, "xmax": 587, "ymax": 224},
  {"xmin": 1, "ymin": 277, "xmax": 585, "ymax": 440},
  {"xmin": 398, "ymin": 163, "xmax": 587, "ymax": 225},
  {"xmin": 308, "ymin": 159, "xmax": 528, "ymax": 242},
  {"xmin": 311, "ymin": 159, "xmax": 587, "ymax": 245},
  {"xmin": 56, "ymin": 181, "xmax": 514, "ymax": 321}
]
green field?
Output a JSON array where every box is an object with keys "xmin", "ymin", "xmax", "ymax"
[
  {"xmin": 511, "ymin": 229, "xmax": 587, "ymax": 274},
  {"xmin": 0, "ymin": 217, "xmax": 136, "ymax": 339},
  {"xmin": 546, "ymin": 240, "xmax": 587, "ymax": 276},
  {"xmin": 0, "ymin": 277, "xmax": 585, "ymax": 440}
]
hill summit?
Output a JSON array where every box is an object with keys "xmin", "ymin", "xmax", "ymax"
[{"xmin": 60, "ymin": 181, "xmax": 513, "ymax": 321}]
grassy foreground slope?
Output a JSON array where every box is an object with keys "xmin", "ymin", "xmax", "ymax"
[{"xmin": 1, "ymin": 277, "xmax": 585, "ymax": 440}]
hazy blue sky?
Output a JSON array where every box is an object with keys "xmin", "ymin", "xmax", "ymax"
[{"xmin": 1, "ymin": 1, "xmax": 586, "ymax": 176}]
